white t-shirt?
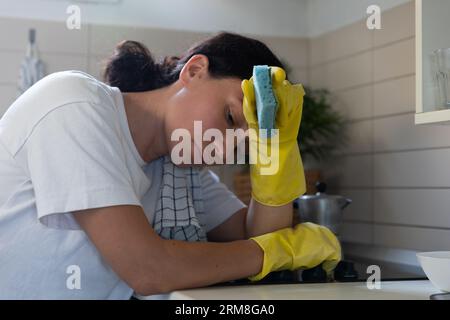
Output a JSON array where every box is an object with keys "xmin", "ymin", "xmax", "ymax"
[{"xmin": 0, "ymin": 70, "xmax": 246, "ymax": 300}]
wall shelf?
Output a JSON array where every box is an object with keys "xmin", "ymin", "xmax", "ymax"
[{"xmin": 415, "ymin": 109, "xmax": 450, "ymax": 125}]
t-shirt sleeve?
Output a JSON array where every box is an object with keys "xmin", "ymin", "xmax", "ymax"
[
  {"xmin": 197, "ymin": 169, "xmax": 247, "ymax": 233},
  {"xmin": 22, "ymin": 101, "xmax": 141, "ymax": 230}
]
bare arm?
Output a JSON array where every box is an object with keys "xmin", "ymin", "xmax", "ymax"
[
  {"xmin": 207, "ymin": 198, "xmax": 293, "ymax": 241},
  {"xmin": 73, "ymin": 205, "xmax": 263, "ymax": 296},
  {"xmin": 246, "ymin": 198, "xmax": 293, "ymax": 237}
]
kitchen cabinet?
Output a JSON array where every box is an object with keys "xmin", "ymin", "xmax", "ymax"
[
  {"xmin": 164, "ymin": 280, "xmax": 437, "ymax": 300},
  {"xmin": 415, "ymin": 0, "xmax": 450, "ymax": 125}
]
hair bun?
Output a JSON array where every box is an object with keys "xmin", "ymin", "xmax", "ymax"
[
  {"xmin": 103, "ymin": 40, "xmax": 160, "ymax": 92},
  {"xmin": 114, "ymin": 40, "xmax": 152, "ymax": 56}
]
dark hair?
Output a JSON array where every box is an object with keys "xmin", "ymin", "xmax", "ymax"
[{"xmin": 103, "ymin": 32, "xmax": 285, "ymax": 92}]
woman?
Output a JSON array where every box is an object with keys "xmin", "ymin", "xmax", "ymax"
[{"xmin": 0, "ymin": 32, "xmax": 340, "ymax": 299}]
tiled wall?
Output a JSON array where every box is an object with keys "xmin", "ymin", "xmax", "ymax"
[
  {"xmin": 0, "ymin": 17, "xmax": 212, "ymax": 116},
  {"xmin": 310, "ymin": 1, "xmax": 450, "ymax": 252},
  {"xmin": 0, "ymin": 16, "xmax": 309, "ymax": 190}
]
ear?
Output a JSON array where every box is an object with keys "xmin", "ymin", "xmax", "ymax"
[{"xmin": 179, "ymin": 54, "xmax": 209, "ymax": 85}]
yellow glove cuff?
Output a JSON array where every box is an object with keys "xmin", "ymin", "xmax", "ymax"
[
  {"xmin": 248, "ymin": 223, "xmax": 342, "ymax": 282},
  {"xmin": 248, "ymin": 230, "xmax": 293, "ymax": 282}
]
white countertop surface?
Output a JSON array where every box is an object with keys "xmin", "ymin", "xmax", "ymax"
[{"xmin": 160, "ymin": 280, "xmax": 438, "ymax": 300}]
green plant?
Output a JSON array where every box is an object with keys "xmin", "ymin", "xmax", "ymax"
[{"xmin": 298, "ymin": 87, "xmax": 347, "ymax": 162}]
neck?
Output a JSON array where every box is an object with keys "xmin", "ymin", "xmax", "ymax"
[{"xmin": 122, "ymin": 85, "xmax": 174, "ymax": 164}]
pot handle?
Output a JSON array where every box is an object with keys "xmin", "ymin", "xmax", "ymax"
[{"xmin": 341, "ymin": 198, "xmax": 352, "ymax": 210}]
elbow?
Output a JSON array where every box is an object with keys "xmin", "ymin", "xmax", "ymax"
[
  {"xmin": 129, "ymin": 272, "xmax": 173, "ymax": 296},
  {"xmin": 127, "ymin": 247, "xmax": 176, "ymax": 296},
  {"xmin": 131, "ymin": 281, "xmax": 167, "ymax": 297}
]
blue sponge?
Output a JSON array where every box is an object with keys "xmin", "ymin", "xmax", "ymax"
[{"xmin": 253, "ymin": 65, "xmax": 278, "ymax": 137}]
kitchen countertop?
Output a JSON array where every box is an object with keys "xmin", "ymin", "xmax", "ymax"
[
  {"xmin": 162, "ymin": 280, "xmax": 438, "ymax": 300},
  {"xmin": 136, "ymin": 244, "xmax": 436, "ymax": 300}
]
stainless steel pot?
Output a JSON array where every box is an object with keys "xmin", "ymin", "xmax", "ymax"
[{"xmin": 296, "ymin": 182, "xmax": 352, "ymax": 236}]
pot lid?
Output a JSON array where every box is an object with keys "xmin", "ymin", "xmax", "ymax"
[
  {"xmin": 300, "ymin": 182, "xmax": 346, "ymax": 200},
  {"xmin": 297, "ymin": 182, "xmax": 353, "ymax": 210}
]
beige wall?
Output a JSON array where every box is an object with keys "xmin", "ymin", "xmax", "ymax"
[
  {"xmin": 0, "ymin": 17, "xmax": 209, "ymax": 117},
  {"xmin": 309, "ymin": 1, "xmax": 450, "ymax": 252}
]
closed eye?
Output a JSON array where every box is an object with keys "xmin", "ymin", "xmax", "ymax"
[{"xmin": 226, "ymin": 108, "xmax": 235, "ymax": 127}]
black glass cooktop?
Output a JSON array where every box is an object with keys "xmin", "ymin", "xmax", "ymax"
[{"xmin": 214, "ymin": 258, "xmax": 427, "ymax": 287}]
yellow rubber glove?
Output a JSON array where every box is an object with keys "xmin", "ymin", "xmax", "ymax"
[
  {"xmin": 242, "ymin": 67, "xmax": 306, "ymax": 206},
  {"xmin": 248, "ymin": 222, "xmax": 342, "ymax": 282}
]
